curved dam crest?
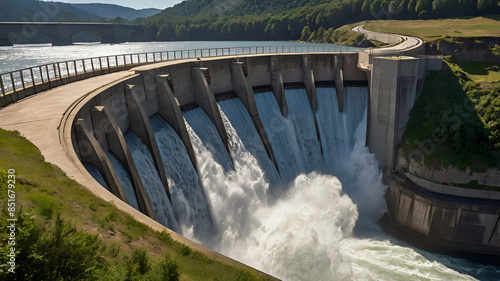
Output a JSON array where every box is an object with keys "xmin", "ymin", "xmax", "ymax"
[{"xmin": 1, "ymin": 38, "xmax": 498, "ymax": 278}]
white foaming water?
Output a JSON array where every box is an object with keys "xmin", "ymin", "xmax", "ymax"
[
  {"xmin": 315, "ymin": 87, "xmax": 348, "ymax": 170},
  {"xmin": 184, "ymin": 108, "xmax": 234, "ymax": 172},
  {"xmin": 105, "ymin": 151, "xmax": 140, "ymax": 211},
  {"xmin": 245, "ymin": 173, "xmax": 358, "ymax": 281},
  {"xmin": 218, "ymin": 98, "xmax": 281, "ymax": 186},
  {"xmin": 255, "ymin": 91, "xmax": 305, "ymax": 183},
  {"xmin": 150, "ymin": 114, "xmax": 212, "ymax": 239},
  {"xmin": 185, "ymin": 117, "xmax": 266, "ymax": 250},
  {"xmin": 285, "ymin": 88, "xmax": 324, "ymax": 173},
  {"xmin": 182, "ymin": 92, "xmax": 498, "ymax": 280},
  {"xmin": 123, "ymin": 131, "xmax": 180, "ymax": 232}
]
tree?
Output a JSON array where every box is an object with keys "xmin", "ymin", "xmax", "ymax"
[
  {"xmin": 300, "ymin": 25, "xmax": 311, "ymax": 41},
  {"xmin": 478, "ymin": 0, "xmax": 495, "ymax": 10}
]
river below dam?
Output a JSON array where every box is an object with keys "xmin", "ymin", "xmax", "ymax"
[{"xmin": 2, "ymin": 41, "xmax": 499, "ymax": 280}]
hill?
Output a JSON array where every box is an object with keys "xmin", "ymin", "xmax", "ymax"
[
  {"xmin": 0, "ymin": 0, "xmax": 105, "ymax": 22},
  {"xmin": 71, "ymin": 3, "xmax": 160, "ymax": 21},
  {"xmin": 136, "ymin": 0, "xmax": 500, "ymax": 41}
]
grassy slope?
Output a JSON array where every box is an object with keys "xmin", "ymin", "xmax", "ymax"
[
  {"xmin": 399, "ymin": 57, "xmax": 500, "ymax": 186},
  {"xmin": 0, "ymin": 128, "xmax": 272, "ymax": 280},
  {"xmin": 364, "ymin": 16, "xmax": 500, "ymax": 42}
]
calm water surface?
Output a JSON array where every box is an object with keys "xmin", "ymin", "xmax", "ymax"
[{"xmin": 0, "ymin": 41, "xmax": 357, "ymax": 73}]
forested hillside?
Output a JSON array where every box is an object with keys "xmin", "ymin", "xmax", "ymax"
[
  {"xmin": 71, "ymin": 4, "xmax": 160, "ymax": 21},
  {"xmin": 0, "ymin": 0, "xmax": 105, "ymax": 22},
  {"xmin": 135, "ymin": 0, "xmax": 500, "ymax": 41}
]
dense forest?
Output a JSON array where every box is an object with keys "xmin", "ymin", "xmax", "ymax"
[{"xmin": 134, "ymin": 0, "xmax": 500, "ymax": 41}]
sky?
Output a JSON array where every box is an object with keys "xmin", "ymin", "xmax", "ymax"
[{"xmin": 56, "ymin": 0, "xmax": 184, "ymax": 10}]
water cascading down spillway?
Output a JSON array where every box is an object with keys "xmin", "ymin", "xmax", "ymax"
[{"xmin": 81, "ymin": 60, "xmax": 495, "ymax": 280}]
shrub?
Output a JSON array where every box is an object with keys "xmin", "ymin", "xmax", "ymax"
[
  {"xmin": 162, "ymin": 255, "xmax": 180, "ymax": 281},
  {"xmin": 180, "ymin": 244, "xmax": 192, "ymax": 256},
  {"xmin": 127, "ymin": 249, "xmax": 151, "ymax": 277}
]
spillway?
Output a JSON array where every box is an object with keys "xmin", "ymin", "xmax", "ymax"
[
  {"xmin": 255, "ymin": 91, "xmax": 305, "ymax": 183},
  {"xmin": 70, "ymin": 51, "xmax": 498, "ymax": 280},
  {"xmin": 285, "ymin": 88, "xmax": 324, "ymax": 173},
  {"xmin": 106, "ymin": 151, "xmax": 140, "ymax": 211},
  {"xmin": 150, "ymin": 114, "xmax": 212, "ymax": 239},
  {"xmin": 219, "ymin": 98, "xmax": 281, "ymax": 186},
  {"xmin": 124, "ymin": 131, "xmax": 180, "ymax": 232}
]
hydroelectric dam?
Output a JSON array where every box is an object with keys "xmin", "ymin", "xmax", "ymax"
[{"xmin": 1, "ymin": 28, "xmax": 498, "ymax": 279}]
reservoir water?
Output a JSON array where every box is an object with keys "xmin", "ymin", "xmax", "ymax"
[{"xmin": 4, "ymin": 42, "xmax": 499, "ymax": 280}]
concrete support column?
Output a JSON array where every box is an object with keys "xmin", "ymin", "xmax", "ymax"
[
  {"xmin": 271, "ymin": 56, "xmax": 287, "ymax": 116},
  {"xmin": 191, "ymin": 67, "xmax": 230, "ymax": 154},
  {"xmin": 334, "ymin": 55, "xmax": 345, "ymax": 112},
  {"xmin": 156, "ymin": 74, "xmax": 197, "ymax": 168},
  {"xmin": 91, "ymin": 106, "xmax": 156, "ymax": 219},
  {"xmin": 231, "ymin": 61, "xmax": 277, "ymax": 167},
  {"xmin": 75, "ymin": 118, "xmax": 127, "ymax": 202},
  {"xmin": 53, "ymin": 24, "xmax": 73, "ymax": 46},
  {"xmin": 303, "ymin": 55, "xmax": 317, "ymax": 111},
  {"xmin": 125, "ymin": 84, "xmax": 171, "ymax": 201}
]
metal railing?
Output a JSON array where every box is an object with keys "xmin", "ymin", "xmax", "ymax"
[{"xmin": 0, "ymin": 45, "xmax": 354, "ymax": 97}]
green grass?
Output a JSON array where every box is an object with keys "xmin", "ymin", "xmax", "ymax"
[
  {"xmin": 364, "ymin": 16, "xmax": 500, "ymax": 42},
  {"xmin": 399, "ymin": 56, "xmax": 500, "ymax": 178},
  {"xmin": 0, "ymin": 128, "xmax": 273, "ymax": 280},
  {"xmin": 455, "ymin": 61, "xmax": 500, "ymax": 84}
]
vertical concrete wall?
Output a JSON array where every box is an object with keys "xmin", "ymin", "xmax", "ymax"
[
  {"xmin": 203, "ymin": 59, "xmax": 233, "ymax": 94},
  {"xmin": 312, "ymin": 54, "xmax": 334, "ymax": 82},
  {"xmin": 247, "ymin": 56, "xmax": 272, "ymax": 87},
  {"xmin": 368, "ymin": 56, "xmax": 441, "ymax": 171},
  {"xmin": 386, "ymin": 179, "xmax": 500, "ymax": 256}
]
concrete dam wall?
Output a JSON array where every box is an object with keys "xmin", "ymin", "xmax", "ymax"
[
  {"xmin": 71, "ymin": 53, "xmax": 369, "ymax": 218},
  {"xmin": 67, "ymin": 51, "xmax": 499, "ymax": 262},
  {"xmin": 385, "ymin": 174, "xmax": 500, "ymax": 257}
]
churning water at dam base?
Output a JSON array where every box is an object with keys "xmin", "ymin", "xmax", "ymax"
[{"xmin": 87, "ymin": 87, "xmax": 499, "ymax": 280}]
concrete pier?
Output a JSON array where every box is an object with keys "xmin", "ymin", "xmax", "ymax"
[
  {"xmin": 74, "ymin": 118, "xmax": 127, "ymax": 202},
  {"xmin": 231, "ymin": 61, "xmax": 277, "ymax": 168},
  {"xmin": 126, "ymin": 84, "xmax": 171, "ymax": 201},
  {"xmin": 156, "ymin": 74, "xmax": 198, "ymax": 169},
  {"xmin": 91, "ymin": 105, "xmax": 156, "ymax": 218},
  {"xmin": 192, "ymin": 67, "xmax": 230, "ymax": 154}
]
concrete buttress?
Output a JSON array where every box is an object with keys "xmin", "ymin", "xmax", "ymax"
[
  {"xmin": 75, "ymin": 118, "xmax": 127, "ymax": 202},
  {"xmin": 156, "ymin": 74, "xmax": 198, "ymax": 169},
  {"xmin": 91, "ymin": 106, "xmax": 156, "ymax": 219}
]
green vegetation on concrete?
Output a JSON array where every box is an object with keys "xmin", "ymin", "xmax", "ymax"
[
  {"xmin": 400, "ymin": 56, "xmax": 500, "ymax": 175},
  {"xmin": 0, "ymin": 129, "xmax": 272, "ymax": 280}
]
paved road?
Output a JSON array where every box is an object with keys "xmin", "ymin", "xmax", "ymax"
[{"xmin": 352, "ymin": 22, "xmax": 423, "ymax": 53}]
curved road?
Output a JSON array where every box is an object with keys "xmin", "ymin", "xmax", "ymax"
[
  {"xmin": 352, "ymin": 22, "xmax": 423, "ymax": 53},
  {"xmin": 352, "ymin": 22, "xmax": 424, "ymax": 70}
]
